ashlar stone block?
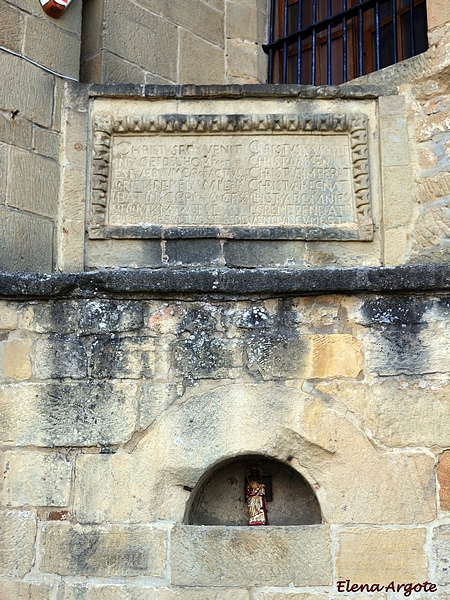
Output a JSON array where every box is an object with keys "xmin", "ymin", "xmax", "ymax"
[
  {"xmin": 0, "ymin": 580, "xmax": 54, "ymax": 600},
  {"xmin": 59, "ymin": 584, "xmax": 250, "ymax": 600},
  {"xmin": 433, "ymin": 524, "xmax": 450, "ymax": 586},
  {"xmin": 0, "ymin": 382, "xmax": 137, "ymax": 447},
  {"xmin": 2, "ymin": 451, "xmax": 72, "ymax": 507},
  {"xmin": 40, "ymin": 523, "xmax": 167, "ymax": 578},
  {"xmin": 438, "ymin": 450, "xmax": 450, "ymax": 512},
  {"xmin": 170, "ymin": 525, "xmax": 331, "ymax": 587},
  {"xmin": 1, "ymin": 336, "xmax": 32, "ymax": 380},
  {"xmin": 336, "ymin": 528, "xmax": 428, "ymax": 585},
  {"xmin": 0, "ymin": 510, "xmax": 36, "ymax": 576}
]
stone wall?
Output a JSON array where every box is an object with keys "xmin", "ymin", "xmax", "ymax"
[
  {"xmin": 0, "ymin": 0, "xmax": 82, "ymax": 272},
  {"xmin": 80, "ymin": 0, "xmax": 268, "ymax": 85},
  {"xmin": 0, "ymin": 267, "xmax": 449, "ymax": 598}
]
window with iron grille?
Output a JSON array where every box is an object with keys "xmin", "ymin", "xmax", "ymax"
[{"xmin": 264, "ymin": 0, "xmax": 428, "ymax": 85}]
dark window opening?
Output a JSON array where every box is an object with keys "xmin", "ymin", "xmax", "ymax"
[{"xmin": 265, "ymin": 0, "xmax": 428, "ymax": 85}]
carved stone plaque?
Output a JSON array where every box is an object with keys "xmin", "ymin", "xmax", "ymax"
[{"xmin": 90, "ymin": 114, "xmax": 373, "ymax": 240}]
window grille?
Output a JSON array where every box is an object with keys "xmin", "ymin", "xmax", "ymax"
[{"xmin": 264, "ymin": 0, "xmax": 428, "ymax": 85}]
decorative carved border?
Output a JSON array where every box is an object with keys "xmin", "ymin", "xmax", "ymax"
[{"xmin": 89, "ymin": 113, "xmax": 373, "ymax": 241}]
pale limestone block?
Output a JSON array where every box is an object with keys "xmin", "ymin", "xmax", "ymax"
[
  {"xmin": 171, "ymin": 525, "xmax": 331, "ymax": 587},
  {"xmin": 315, "ymin": 377, "xmax": 450, "ymax": 447},
  {"xmin": 0, "ymin": 580, "xmax": 54, "ymax": 600},
  {"xmin": 141, "ymin": 0, "xmax": 224, "ymax": 47},
  {"xmin": 0, "ymin": 3, "xmax": 24, "ymax": 54},
  {"xmin": 379, "ymin": 119, "xmax": 410, "ymax": 167},
  {"xmin": 179, "ymin": 30, "xmax": 225, "ymax": 85},
  {"xmin": 0, "ymin": 52, "xmax": 54, "ymax": 128},
  {"xmin": 40, "ymin": 523, "xmax": 167, "ymax": 577},
  {"xmin": 104, "ymin": 0, "xmax": 178, "ymax": 81},
  {"xmin": 32, "ymin": 127, "xmax": 60, "ymax": 161},
  {"xmin": 0, "ymin": 112, "xmax": 33, "ymax": 149},
  {"xmin": 0, "ymin": 303, "xmax": 19, "ymax": 331},
  {"xmin": 226, "ymin": 1, "xmax": 258, "ymax": 41},
  {"xmin": 86, "ymin": 239, "xmax": 162, "ymax": 269},
  {"xmin": 1, "ymin": 337, "xmax": 32, "ymax": 381},
  {"xmin": 57, "ymin": 218, "xmax": 85, "ymax": 272},
  {"xmin": 226, "ymin": 39, "xmax": 261, "ymax": 83},
  {"xmin": 9, "ymin": 148, "xmax": 59, "ymax": 219},
  {"xmin": 11, "ymin": 0, "xmax": 82, "ymax": 34},
  {"xmin": 0, "ymin": 382, "xmax": 137, "ymax": 446},
  {"xmin": 0, "ymin": 207, "xmax": 53, "ymax": 272},
  {"xmin": 336, "ymin": 528, "xmax": 428, "ymax": 585},
  {"xmin": 61, "ymin": 109, "xmax": 88, "ymax": 169},
  {"xmin": 0, "ymin": 143, "xmax": 8, "ymax": 205},
  {"xmin": 2, "ymin": 451, "xmax": 72, "ymax": 507},
  {"xmin": 433, "ymin": 525, "xmax": 450, "ymax": 586},
  {"xmin": 416, "ymin": 109, "xmax": 450, "ymax": 143},
  {"xmin": 202, "ymin": 0, "xmax": 224, "ymax": 9},
  {"xmin": 383, "ymin": 226, "xmax": 410, "ymax": 265},
  {"xmin": 59, "ymin": 584, "xmax": 249, "ymax": 599},
  {"xmin": 308, "ymin": 334, "xmax": 362, "ymax": 378},
  {"xmin": 0, "ymin": 510, "xmax": 36, "ymax": 576},
  {"xmin": 437, "ymin": 450, "xmax": 450, "ymax": 512},
  {"xmin": 23, "ymin": 15, "xmax": 80, "ymax": 79},
  {"xmin": 427, "ymin": 0, "xmax": 450, "ymax": 29},
  {"xmin": 138, "ymin": 382, "xmax": 180, "ymax": 430},
  {"xmin": 378, "ymin": 95, "xmax": 407, "ymax": 116},
  {"xmin": 382, "ymin": 166, "xmax": 413, "ymax": 228},
  {"xmin": 103, "ymin": 52, "xmax": 147, "ymax": 85}
]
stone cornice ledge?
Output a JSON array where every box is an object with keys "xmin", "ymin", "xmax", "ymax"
[{"xmin": 0, "ymin": 265, "xmax": 449, "ymax": 299}]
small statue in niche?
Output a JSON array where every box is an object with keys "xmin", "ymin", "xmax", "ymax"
[{"xmin": 245, "ymin": 466, "xmax": 268, "ymax": 526}]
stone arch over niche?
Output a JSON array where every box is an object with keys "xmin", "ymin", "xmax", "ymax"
[
  {"xmin": 126, "ymin": 382, "xmax": 434, "ymax": 526},
  {"xmin": 186, "ymin": 454, "xmax": 322, "ymax": 525}
]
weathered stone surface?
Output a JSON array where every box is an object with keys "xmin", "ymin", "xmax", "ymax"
[
  {"xmin": 79, "ymin": 300, "xmax": 144, "ymax": 335},
  {"xmin": 438, "ymin": 451, "xmax": 450, "ymax": 512},
  {"xmin": 165, "ymin": 240, "xmax": 223, "ymax": 266},
  {"xmin": 40, "ymin": 523, "xmax": 167, "ymax": 577},
  {"xmin": 224, "ymin": 240, "xmax": 308, "ymax": 268},
  {"xmin": 33, "ymin": 127, "xmax": 60, "ymax": 161},
  {"xmin": 59, "ymin": 584, "xmax": 249, "ymax": 599},
  {"xmin": 256, "ymin": 595, "xmax": 330, "ymax": 600},
  {"xmin": 179, "ymin": 30, "xmax": 225, "ymax": 84},
  {"xmin": 33, "ymin": 334, "xmax": 88, "ymax": 379},
  {"xmin": 104, "ymin": 0, "xmax": 178, "ymax": 80},
  {"xmin": 0, "ymin": 207, "xmax": 53, "ymax": 273},
  {"xmin": 336, "ymin": 528, "xmax": 428, "ymax": 585},
  {"xmin": 171, "ymin": 525, "xmax": 331, "ymax": 586},
  {"xmin": 2, "ymin": 451, "xmax": 72, "ymax": 507},
  {"xmin": 0, "ymin": 580, "xmax": 54, "ymax": 600},
  {"xmin": 0, "ymin": 2, "xmax": 24, "ymax": 54},
  {"xmin": 0, "ymin": 49, "xmax": 54, "ymax": 128},
  {"xmin": 142, "ymin": 0, "xmax": 225, "ymax": 47},
  {"xmin": 87, "ymin": 239, "xmax": 163, "ymax": 269},
  {"xmin": 226, "ymin": 39, "xmax": 263, "ymax": 83},
  {"xmin": 138, "ymin": 382, "xmax": 180, "ymax": 430},
  {"xmin": 1, "ymin": 336, "xmax": 32, "ymax": 380},
  {"xmin": 309, "ymin": 334, "xmax": 362, "ymax": 378},
  {"xmin": 172, "ymin": 335, "xmax": 242, "ymax": 380},
  {"xmin": 315, "ymin": 376, "xmax": 450, "ymax": 447},
  {"xmin": 9, "ymin": 148, "xmax": 59, "ymax": 219},
  {"xmin": 245, "ymin": 331, "xmax": 309, "ymax": 379},
  {"xmin": 0, "ymin": 302, "xmax": 18, "ymax": 330},
  {"xmin": 0, "ymin": 113, "xmax": 32, "ymax": 149},
  {"xmin": 433, "ymin": 525, "xmax": 450, "ymax": 586},
  {"xmin": 23, "ymin": 15, "xmax": 80, "ymax": 79},
  {"xmin": 0, "ymin": 382, "xmax": 137, "ymax": 446},
  {"xmin": 87, "ymin": 334, "xmax": 155, "ymax": 379},
  {"xmin": 0, "ymin": 510, "xmax": 36, "ymax": 576}
]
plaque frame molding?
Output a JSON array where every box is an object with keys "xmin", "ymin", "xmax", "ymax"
[{"xmin": 89, "ymin": 113, "xmax": 373, "ymax": 241}]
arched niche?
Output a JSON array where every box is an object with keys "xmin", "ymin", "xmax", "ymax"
[{"xmin": 186, "ymin": 454, "xmax": 321, "ymax": 526}]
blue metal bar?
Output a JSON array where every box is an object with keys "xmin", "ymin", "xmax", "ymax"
[
  {"xmin": 327, "ymin": 0, "xmax": 332, "ymax": 84},
  {"xmin": 409, "ymin": 0, "xmax": 415, "ymax": 56},
  {"xmin": 312, "ymin": 0, "xmax": 317, "ymax": 84},
  {"xmin": 267, "ymin": 0, "xmax": 277, "ymax": 82},
  {"xmin": 375, "ymin": 0, "xmax": 380, "ymax": 70},
  {"xmin": 297, "ymin": 0, "xmax": 303, "ymax": 83},
  {"xmin": 343, "ymin": 0, "xmax": 348, "ymax": 82},
  {"xmin": 392, "ymin": 0, "xmax": 398, "ymax": 63},
  {"xmin": 358, "ymin": 0, "xmax": 364, "ymax": 76},
  {"xmin": 282, "ymin": 0, "xmax": 289, "ymax": 82}
]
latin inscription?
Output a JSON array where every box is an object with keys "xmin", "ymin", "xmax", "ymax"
[{"xmin": 108, "ymin": 134, "xmax": 354, "ymax": 228}]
